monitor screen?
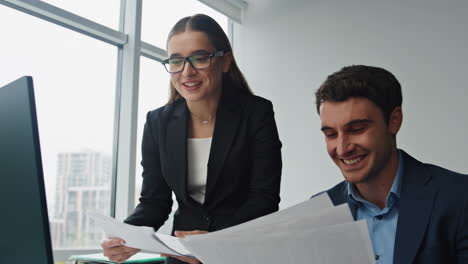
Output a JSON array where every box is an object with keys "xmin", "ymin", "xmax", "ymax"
[{"xmin": 0, "ymin": 76, "xmax": 54, "ymax": 264}]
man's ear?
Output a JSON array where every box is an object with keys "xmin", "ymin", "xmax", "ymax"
[
  {"xmin": 389, "ymin": 107, "xmax": 403, "ymax": 136},
  {"xmin": 222, "ymin": 51, "xmax": 233, "ymax": 73}
]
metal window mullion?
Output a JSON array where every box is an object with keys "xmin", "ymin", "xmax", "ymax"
[
  {"xmin": 141, "ymin": 42, "xmax": 167, "ymax": 62},
  {"xmin": 0, "ymin": 0, "xmax": 127, "ymax": 46},
  {"xmin": 225, "ymin": 0, "xmax": 248, "ymax": 10},
  {"xmin": 197, "ymin": 0, "xmax": 247, "ymax": 24},
  {"xmin": 111, "ymin": 0, "xmax": 142, "ymax": 221},
  {"xmin": 228, "ymin": 19, "xmax": 234, "ymax": 49}
]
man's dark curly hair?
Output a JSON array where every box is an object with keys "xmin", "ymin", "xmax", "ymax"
[{"xmin": 315, "ymin": 65, "xmax": 402, "ymax": 124}]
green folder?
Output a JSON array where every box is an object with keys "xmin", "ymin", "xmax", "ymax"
[{"xmin": 67, "ymin": 252, "xmax": 165, "ymax": 264}]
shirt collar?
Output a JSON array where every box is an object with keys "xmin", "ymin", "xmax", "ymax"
[{"xmin": 347, "ymin": 149, "xmax": 404, "ymax": 206}]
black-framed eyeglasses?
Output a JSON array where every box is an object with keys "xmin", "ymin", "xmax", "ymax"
[{"xmin": 161, "ymin": 51, "xmax": 225, "ymax": 73}]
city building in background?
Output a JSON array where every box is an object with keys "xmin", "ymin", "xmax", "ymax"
[{"xmin": 50, "ymin": 150, "xmax": 111, "ymax": 248}]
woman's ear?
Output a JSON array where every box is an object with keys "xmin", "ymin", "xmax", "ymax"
[{"xmin": 222, "ymin": 51, "xmax": 233, "ymax": 73}]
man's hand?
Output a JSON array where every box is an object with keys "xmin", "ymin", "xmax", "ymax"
[
  {"xmin": 101, "ymin": 237, "xmax": 141, "ymax": 263},
  {"xmin": 160, "ymin": 230, "xmax": 208, "ymax": 264}
]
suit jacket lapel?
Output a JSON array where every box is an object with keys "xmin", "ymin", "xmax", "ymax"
[
  {"xmin": 327, "ymin": 182, "xmax": 359, "ymax": 220},
  {"xmin": 393, "ymin": 151, "xmax": 438, "ymax": 264},
  {"xmin": 204, "ymin": 92, "xmax": 241, "ymax": 203},
  {"xmin": 165, "ymin": 101, "xmax": 190, "ymax": 204}
]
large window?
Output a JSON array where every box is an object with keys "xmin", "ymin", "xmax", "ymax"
[
  {"xmin": 41, "ymin": 0, "xmax": 120, "ymax": 29},
  {"xmin": 0, "ymin": 5, "xmax": 116, "ymax": 250},
  {"xmin": 141, "ymin": 0, "xmax": 228, "ymax": 48},
  {"xmin": 134, "ymin": 57, "xmax": 172, "ymax": 233}
]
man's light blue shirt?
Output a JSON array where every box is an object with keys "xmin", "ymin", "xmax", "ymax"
[{"xmin": 347, "ymin": 150, "xmax": 404, "ymax": 264}]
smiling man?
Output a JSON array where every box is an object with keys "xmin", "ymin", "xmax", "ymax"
[{"xmin": 315, "ymin": 65, "xmax": 468, "ymax": 264}]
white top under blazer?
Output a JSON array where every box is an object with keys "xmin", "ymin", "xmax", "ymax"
[{"xmin": 187, "ymin": 137, "xmax": 212, "ymax": 204}]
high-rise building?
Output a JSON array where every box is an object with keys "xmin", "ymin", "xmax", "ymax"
[{"xmin": 52, "ymin": 150, "xmax": 111, "ymax": 248}]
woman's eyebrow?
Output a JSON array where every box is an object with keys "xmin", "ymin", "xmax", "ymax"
[
  {"xmin": 169, "ymin": 50, "xmax": 211, "ymax": 58},
  {"xmin": 168, "ymin": 52, "xmax": 182, "ymax": 58},
  {"xmin": 190, "ymin": 49, "xmax": 211, "ymax": 55}
]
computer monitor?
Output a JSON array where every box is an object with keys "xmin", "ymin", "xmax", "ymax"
[{"xmin": 0, "ymin": 76, "xmax": 54, "ymax": 264}]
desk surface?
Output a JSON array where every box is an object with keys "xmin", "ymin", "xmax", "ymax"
[{"xmin": 68, "ymin": 252, "xmax": 165, "ymax": 263}]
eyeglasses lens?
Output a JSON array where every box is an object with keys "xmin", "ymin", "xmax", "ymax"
[{"xmin": 166, "ymin": 54, "xmax": 211, "ymax": 73}]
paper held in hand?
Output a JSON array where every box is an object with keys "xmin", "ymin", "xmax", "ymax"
[
  {"xmin": 89, "ymin": 212, "xmax": 193, "ymax": 257},
  {"xmin": 90, "ymin": 193, "xmax": 375, "ymax": 264}
]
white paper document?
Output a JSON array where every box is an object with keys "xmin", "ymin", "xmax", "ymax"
[
  {"xmin": 89, "ymin": 212, "xmax": 192, "ymax": 256},
  {"xmin": 212, "ymin": 192, "xmax": 335, "ymax": 235},
  {"xmin": 91, "ymin": 193, "xmax": 374, "ymax": 264},
  {"xmin": 154, "ymin": 233, "xmax": 193, "ymax": 256},
  {"xmin": 185, "ymin": 220, "xmax": 374, "ymax": 264}
]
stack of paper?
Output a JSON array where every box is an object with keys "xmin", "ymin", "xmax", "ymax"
[{"xmin": 91, "ymin": 193, "xmax": 374, "ymax": 264}]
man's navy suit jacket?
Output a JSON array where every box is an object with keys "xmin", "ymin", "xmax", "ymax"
[{"xmin": 325, "ymin": 150, "xmax": 468, "ymax": 264}]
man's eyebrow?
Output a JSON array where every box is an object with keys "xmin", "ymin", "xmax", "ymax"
[
  {"xmin": 320, "ymin": 119, "xmax": 372, "ymax": 131},
  {"xmin": 346, "ymin": 119, "xmax": 372, "ymax": 127},
  {"xmin": 321, "ymin": 126, "xmax": 334, "ymax": 132}
]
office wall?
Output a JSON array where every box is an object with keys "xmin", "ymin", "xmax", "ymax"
[{"xmin": 232, "ymin": 0, "xmax": 468, "ymax": 207}]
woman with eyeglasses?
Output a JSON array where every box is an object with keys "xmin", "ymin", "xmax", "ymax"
[{"xmin": 101, "ymin": 14, "xmax": 282, "ymax": 264}]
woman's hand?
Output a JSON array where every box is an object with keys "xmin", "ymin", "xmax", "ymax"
[
  {"xmin": 101, "ymin": 237, "xmax": 141, "ymax": 263},
  {"xmin": 160, "ymin": 230, "xmax": 208, "ymax": 264}
]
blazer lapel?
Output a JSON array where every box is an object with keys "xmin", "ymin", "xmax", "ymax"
[
  {"xmin": 327, "ymin": 182, "xmax": 359, "ymax": 220},
  {"xmin": 204, "ymin": 93, "xmax": 241, "ymax": 203},
  {"xmin": 164, "ymin": 101, "xmax": 189, "ymax": 204},
  {"xmin": 393, "ymin": 151, "xmax": 438, "ymax": 264}
]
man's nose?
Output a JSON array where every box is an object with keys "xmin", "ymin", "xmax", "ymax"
[{"xmin": 336, "ymin": 135, "xmax": 354, "ymax": 156}]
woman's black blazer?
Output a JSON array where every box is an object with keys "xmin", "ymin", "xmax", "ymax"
[{"xmin": 125, "ymin": 90, "xmax": 282, "ymax": 234}]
